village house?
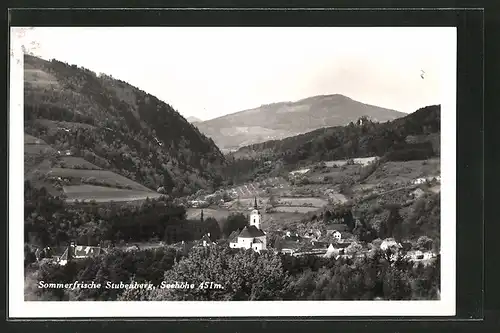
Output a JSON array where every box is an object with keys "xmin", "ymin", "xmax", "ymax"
[
  {"xmin": 325, "ymin": 223, "xmax": 349, "ymax": 235},
  {"xmin": 229, "ymin": 198, "xmax": 267, "ymax": 252}
]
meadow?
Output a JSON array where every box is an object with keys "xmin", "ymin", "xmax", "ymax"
[{"xmin": 63, "ymin": 185, "xmax": 162, "ymax": 203}]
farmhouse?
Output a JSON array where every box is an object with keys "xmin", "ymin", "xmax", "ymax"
[{"xmin": 229, "ymin": 198, "xmax": 267, "ymax": 252}]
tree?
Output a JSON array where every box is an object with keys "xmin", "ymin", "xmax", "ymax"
[
  {"xmin": 269, "ymin": 194, "xmax": 278, "ymax": 208},
  {"xmin": 416, "ymin": 236, "xmax": 433, "ymax": 251},
  {"xmin": 204, "ymin": 217, "xmax": 221, "ymax": 241},
  {"xmin": 221, "ymin": 213, "xmax": 248, "ymax": 237},
  {"xmin": 148, "ymin": 247, "xmax": 288, "ymax": 301}
]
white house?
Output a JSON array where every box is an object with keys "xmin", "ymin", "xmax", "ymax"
[
  {"xmin": 332, "ymin": 231, "xmax": 342, "ymax": 241},
  {"xmin": 229, "ymin": 197, "xmax": 267, "ymax": 252}
]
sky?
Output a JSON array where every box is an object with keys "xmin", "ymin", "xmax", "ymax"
[{"xmin": 14, "ymin": 27, "xmax": 455, "ymax": 121}]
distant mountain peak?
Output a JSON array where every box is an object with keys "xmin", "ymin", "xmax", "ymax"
[{"xmin": 195, "ymin": 94, "xmax": 406, "ymax": 151}]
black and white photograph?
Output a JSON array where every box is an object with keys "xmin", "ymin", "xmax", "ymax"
[{"xmin": 9, "ymin": 25, "xmax": 456, "ymax": 317}]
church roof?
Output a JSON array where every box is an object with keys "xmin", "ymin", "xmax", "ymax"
[
  {"xmin": 253, "ymin": 238, "xmax": 264, "ymax": 244},
  {"xmin": 239, "ymin": 225, "xmax": 265, "ymax": 238}
]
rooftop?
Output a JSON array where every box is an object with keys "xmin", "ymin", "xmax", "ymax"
[{"xmin": 239, "ymin": 225, "xmax": 265, "ymax": 238}]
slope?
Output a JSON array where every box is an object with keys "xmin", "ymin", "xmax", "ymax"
[
  {"xmin": 24, "ymin": 55, "xmax": 226, "ymax": 197},
  {"xmin": 196, "ymin": 94, "xmax": 406, "ymax": 151}
]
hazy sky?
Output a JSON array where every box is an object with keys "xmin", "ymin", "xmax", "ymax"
[{"xmin": 16, "ymin": 27, "xmax": 455, "ymax": 121}]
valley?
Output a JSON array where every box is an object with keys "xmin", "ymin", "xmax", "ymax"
[{"xmin": 22, "ymin": 54, "xmax": 442, "ymax": 303}]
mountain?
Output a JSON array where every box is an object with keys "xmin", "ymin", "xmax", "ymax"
[
  {"xmin": 195, "ymin": 94, "xmax": 406, "ymax": 152},
  {"xmin": 23, "ymin": 54, "xmax": 226, "ymax": 198},
  {"xmin": 186, "ymin": 116, "xmax": 202, "ymax": 123}
]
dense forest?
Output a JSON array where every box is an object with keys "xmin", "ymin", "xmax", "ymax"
[{"xmin": 24, "ymin": 55, "xmax": 226, "ymax": 196}]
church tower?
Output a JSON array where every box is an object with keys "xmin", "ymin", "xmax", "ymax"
[{"xmin": 249, "ymin": 197, "xmax": 261, "ymax": 229}]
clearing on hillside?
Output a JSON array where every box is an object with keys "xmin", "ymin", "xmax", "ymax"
[
  {"xmin": 273, "ymin": 206, "xmax": 320, "ymax": 213},
  {"xmin": 63, "ymin": 185, "xmax": 162, "ymax": 203},
  {"xmin": 365, "ymin": 158, "xmax": 440, "ymax": 185},
  {"xmin": 324, "ymin": 156, "xmax": 378, "ymax": 167},
  {"xmin": 24, "ymin": 68, "xmax": 60, "ymax": 88},
  {"xmin": 54, "ymin": 157, "xmax": 102, "ymax": 170},
  {"xmin": 47, "ymin": 168, "xmax": 152, "ymax": 192}
]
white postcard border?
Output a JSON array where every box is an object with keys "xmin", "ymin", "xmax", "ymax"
[{"xmin": 9, "ymin": 26, "xmax": 456, "ymax": 318}]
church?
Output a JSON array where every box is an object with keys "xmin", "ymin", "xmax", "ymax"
[{"xmin": 229, "ymin": 197, "xmax": 267, "ymax": 252}]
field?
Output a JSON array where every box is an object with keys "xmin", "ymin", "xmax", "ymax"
[
  {"xmin": 47, "ymin": 168, "xmax": 152, "ymax": 192},
  {"xmin": 24, "ymin": 68, "xmax": 60, "ymax": 88},
  {"xmin": 273, "ymin": 206, "xmax": 320, "ymax": 213},
  {"xmin": 227, "ymin": 176, "xmax": 289, "ymax": 198},
  {"xmin": 54, "ymin": 157, "xmax": 102, "ymax": 170},
  {"xmin": 364, "ymin": 158, "xmax": 440, "ymax": 185},
  {"xmin": 63, "ymin": 185, "xmax": 162, "ymax": 203},
  {"xmin": 24, "ymin": 134, "xmax": 48, "ymax": 145},
  {"xmin": 34, "ymin": 119, "xmax": 96, "ymax": 135},
  {"xmin": 324, "ymin": 157, "xmax": 378, "ymax": 167},
  {"xmin": 24, "ymin": 133, "xmax": 159, "ymax": 203},
  {"xmin": 277, "ymin": 197, "xmax": 327, "ymax": 207},
  {"xmin": 186, "ymin": 208, "xmax": 235, "ymax": 221}
]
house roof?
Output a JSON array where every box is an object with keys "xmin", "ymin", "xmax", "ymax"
[
  {"xmin": 334, "ymin": 242, "xmax": 351, "ymax": 249},
  {"xmin": 326, "ymin": 224, "xmax": 348, "ymax": 231},
  {"xmin": 239, "ymin": 225, "xmax": 265, "ymax": 238},
  {"xmin": 253, "ymin": 238, "xmax": 263, "ymax": 244}
]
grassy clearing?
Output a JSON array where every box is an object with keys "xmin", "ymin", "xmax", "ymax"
[
  {"xmin": 277, "ymin": 197, "xmax": 327, "ymax": 207},
  {"xmin": 24, "ymin": 68, "xmax": 60, "ymax": 88},
  {"xmin": 365, "ymin": 159, "xmax": 440, "ymax": 185},
  {"xmin": 185, "ymin": 208, "xmax": 235, "ymax": 221},
  {"xmin": 24, "ymin": 143, "xmax": 56, "ymax": 156},
  {"xmin": 227, "ymin": 177, "xmax": 288, "ymax": 199},
  {"xmin": 63, "ymin": 185, "xmax": 162, "ymax": 203},
  {"xmin": 24, "ymin": 134, "xmax": 48, "ymax": 145},
  {"xmin": 47, "ymin": 168, "xmax": 151, "ymax": 192},
  {"xmin": 33, "ymin": 119, "xmax": 96, "ymax": 136},
  {"xmin": 324, "ymin": 156, "xmax": 378, "ymax": 167},
  {"xmin": 273, "ymin": 206, "xmax": 320, "ymax": 213},
  {"xmin": 55, "ymin": 157, "xmax": 102, "ymax": 170}
]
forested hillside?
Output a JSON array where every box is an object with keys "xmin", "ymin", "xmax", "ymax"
[
  {"xmin": 228, "ymin": 105, "xmax": 440, "ymax": 176},
  {"xmin": 24, "ymin": 55, "xmax": 226, "ymax": 196}
]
